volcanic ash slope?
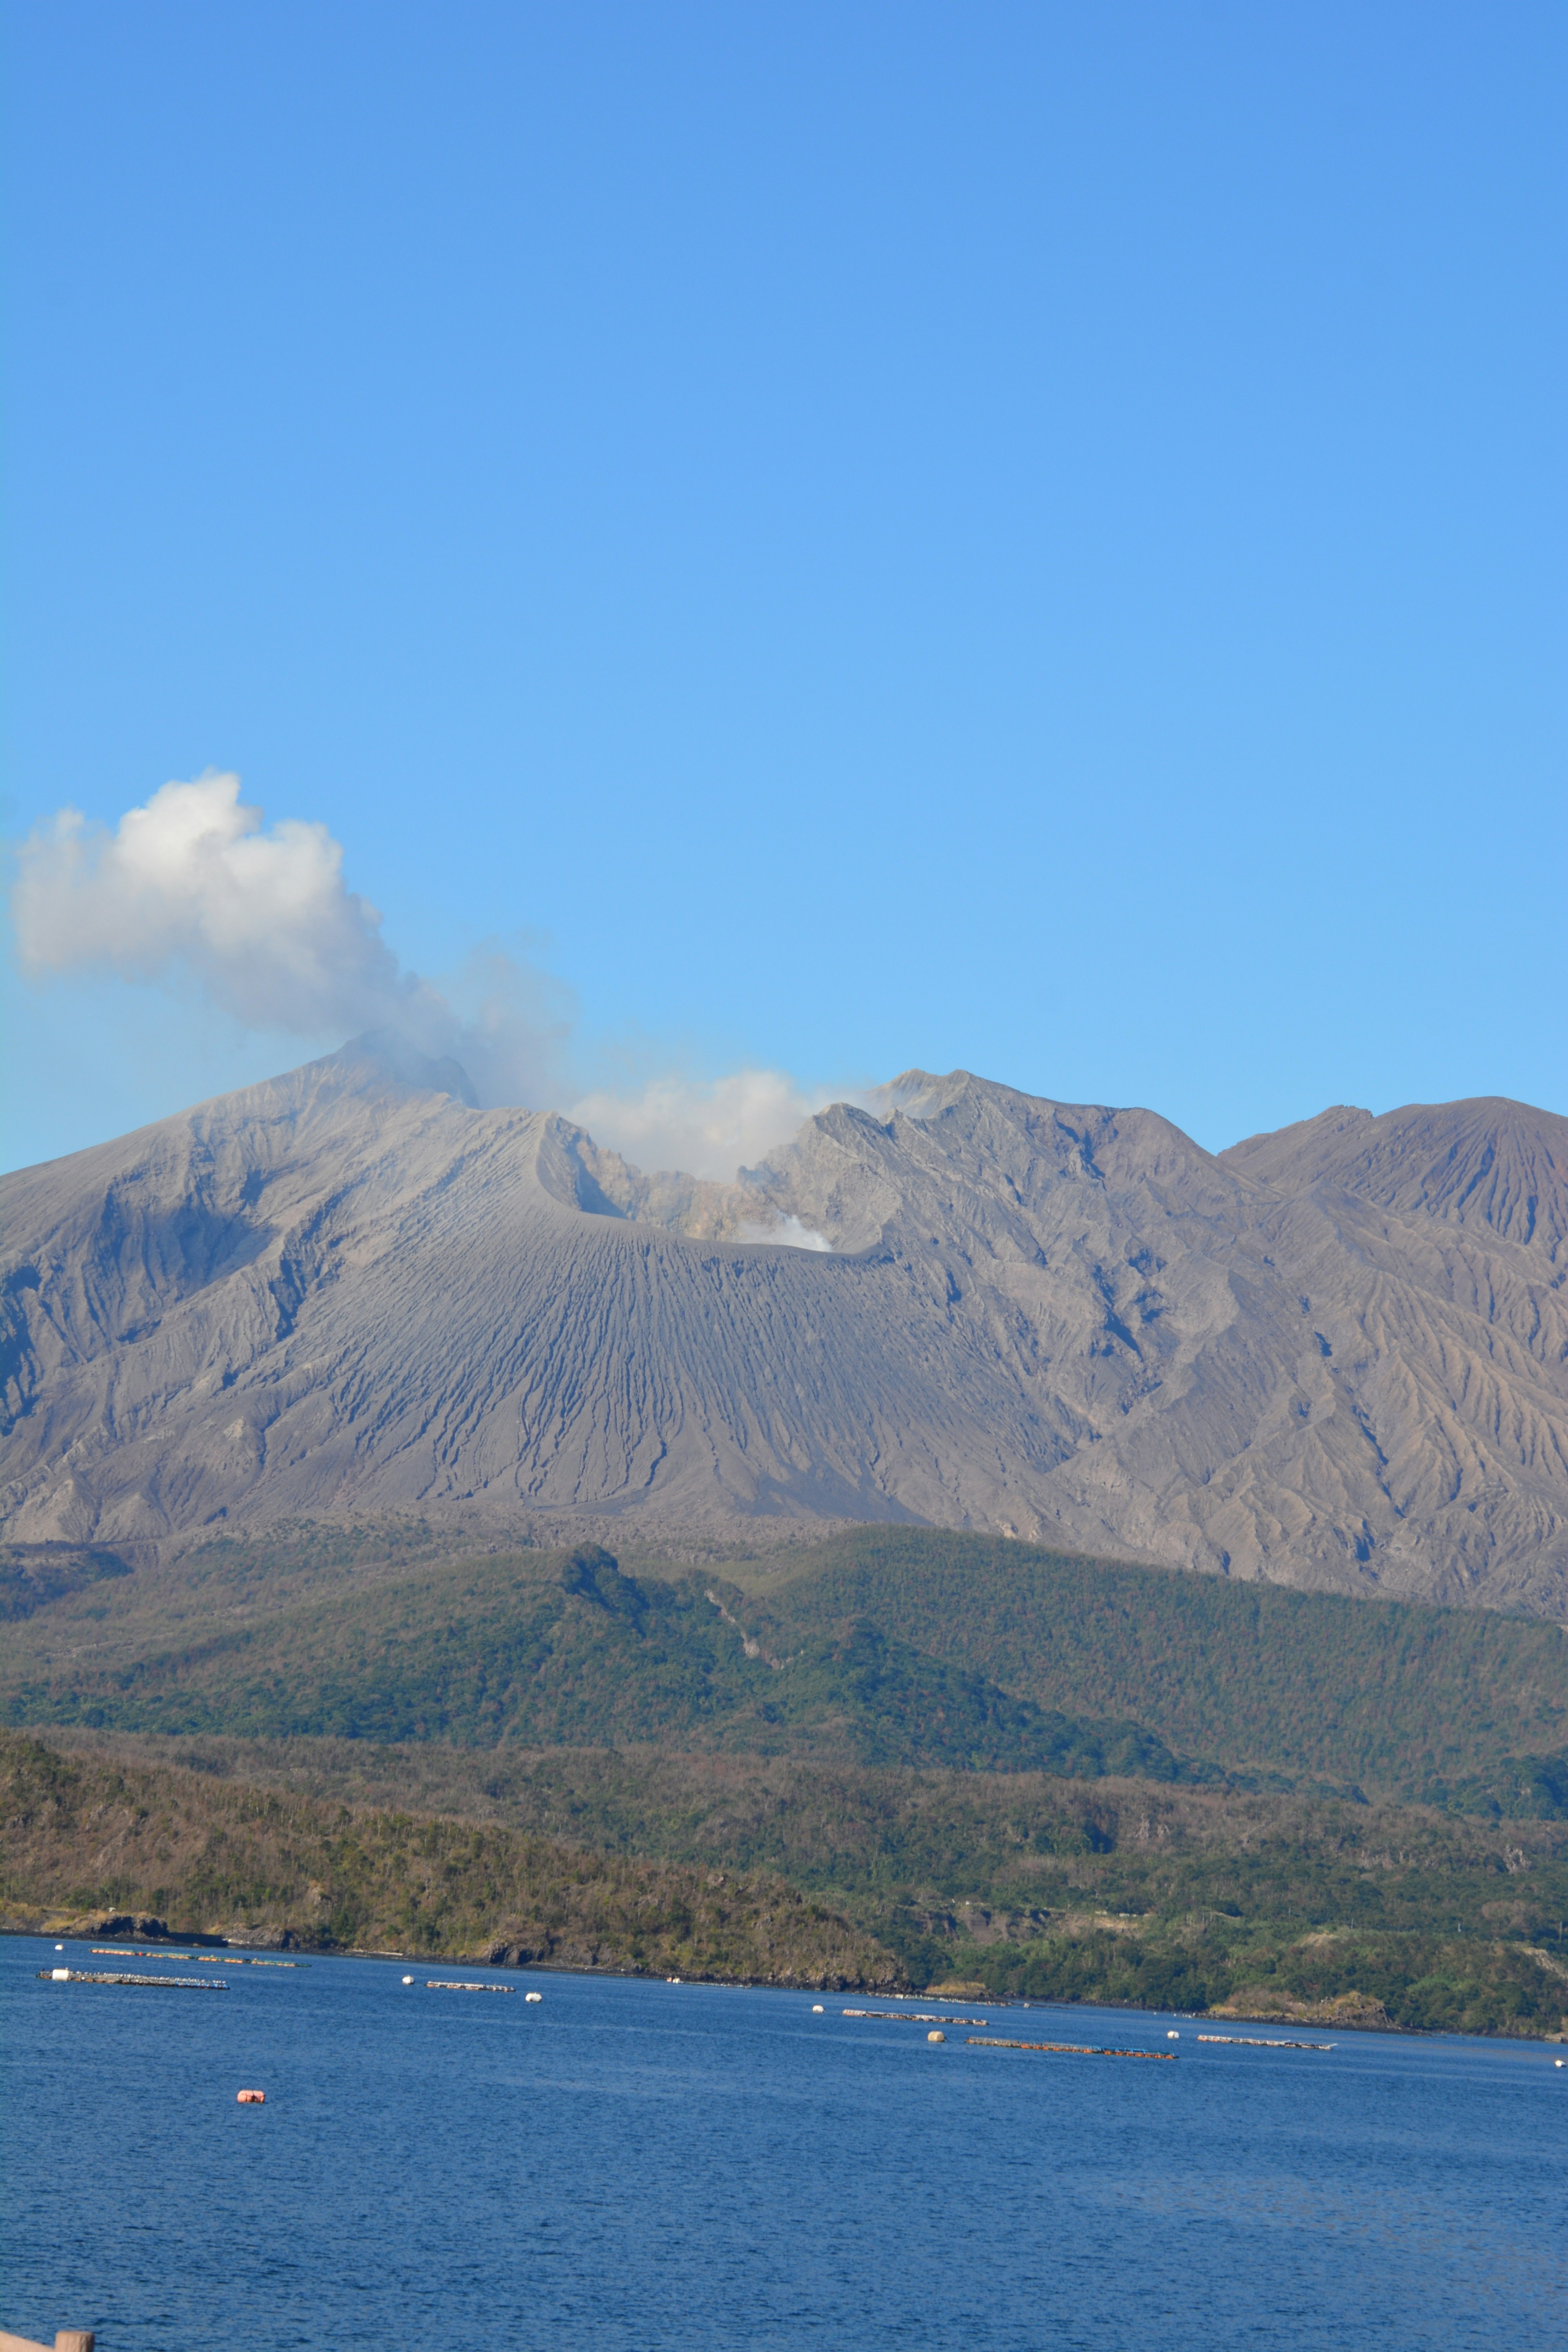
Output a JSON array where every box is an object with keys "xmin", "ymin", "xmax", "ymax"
[{"xmin": 1, "ymin": 1044, "xmax": 1565, "ymax": 1613}]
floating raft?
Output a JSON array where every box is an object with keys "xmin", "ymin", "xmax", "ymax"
[
  {"xmin": 93, "ymin": 1948, "xmax": 305, "ymax": 1967},
  {"xmin": 844, "ymin": 2009, "xmax": 989, "ymax": 2026},
  {"xmin": 94, "ymin": 1948, "xmax": 200, "ymax": 1959},
  {"xmin": 1196, "ymin": 2034, "xmax": 1335, "ymax": 2049},
  {"xmin": 40, "ymin": 1969, "xmax": 227, "ymax": 1990},
  {"xmin": 967, "ymin": 2036, "xmax": 1176, "ymax": 2060},
  {"xmin": 425, "ymin": 1980, "xmax": 514, "ymax": 1993}
]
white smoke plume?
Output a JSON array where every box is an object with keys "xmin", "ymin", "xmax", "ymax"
[
  {"xmin": 737, "ymin": 1214, "xmax": 834, "ymax": 1252},
  {"xmin": 565, "ymin": 1068, "xmax": 837, "ymax": 1183},
  {"xmin": 11, "ymin": 771, "xmax": 851, "ymax": 1182},
  {"xmin": 12, "ymin": 772, "xmax": 433, "ymax": 1037}
]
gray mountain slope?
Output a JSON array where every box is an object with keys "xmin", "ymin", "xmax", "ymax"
[
  {"xmin": 1220, "ymin": 1096, "xmax": 1568, "ymax": 1260},
  {"xmin": 2, "ymin": 1045, "xmax": 1565, "ymax": 1613}
]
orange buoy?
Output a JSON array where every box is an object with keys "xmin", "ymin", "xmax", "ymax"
[{"xmin": 236, "ymin": 2088, "xmax": 266, "ymax": 2103}]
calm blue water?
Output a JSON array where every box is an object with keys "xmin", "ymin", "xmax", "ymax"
[{"xmin": 3, "ymin": 1933, "xmax": 1563, "ymax": 2349}]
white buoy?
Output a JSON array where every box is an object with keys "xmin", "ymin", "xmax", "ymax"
[
  {"xmin": 1557, "ymin": 2058, "xmax": 1564, "ymax": 2069},
  {"xmin": 812, "ymin": 2004, "xmax": 824, "ymax": 2013},
  {"xmin": 927, "ymin": 2030, "xmax": 946, "ymax": 2043},
  {"xmin": 525, "ymin": 1991, "xmax": 542, "ymax": 2003},
  {"xmin": 1167, "ymin": 2030, "xmax": 1180, "ymax": 2039},
  {"xmin": 54, "ymin": 1943, "xmax": 64, "ymax": 1952},
  {"xmin": 402, "ymin": 1975, "xmax": 414, "ymax": 1985}
]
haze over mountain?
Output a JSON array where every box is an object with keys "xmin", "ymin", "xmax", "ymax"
[{"xmin": 2, "ymin": 1043, "xmax": 1564, "ymax": 1615}]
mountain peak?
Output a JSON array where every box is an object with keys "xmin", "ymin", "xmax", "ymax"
[
  {"xmin": 324, "ymin": 1030, "xmax": 481, "ymax": 1109},
  {"xmin": 1222, "ymin": 1096, "xmax": 1567, "ymax": 1261},
  {"xmin": 2, "ymin": 1056, "xmax": 1564, "ymax": 1615}
]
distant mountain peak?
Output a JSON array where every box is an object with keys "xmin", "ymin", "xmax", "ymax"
[
  {"xmin": 1222, "ymin": 1095, "xmax": 1568, "ymax": 1262},
  {"xmin": 325, "ymin": 1029, "xmax": 481, "ymax": 1109},
  {"xmin": 2, "ymin": 1058, "xmax": 1564, "ymax": 1616},
  {"xmin": 1222, "ymin": 1105, "xmax": 1374, "ymax": 1165}
]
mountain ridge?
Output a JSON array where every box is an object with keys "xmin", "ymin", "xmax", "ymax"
[{"xmin": 3, "ymin": 1044, "xmax": 1565, "ymax": 1613}]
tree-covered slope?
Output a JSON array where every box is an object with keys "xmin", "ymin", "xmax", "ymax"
[
  {"xmin": 737, "ymin": 1528, "xmax": 1568, "ymax": 1807},
  {"xmin": 5, "ymin": 1525, "xmax": 1566, "ymax": 1810},
  {"xmin": 51, "ymin": 1728, "xmax": 1568, "ymax": 1946},
  {"xmin": 0, "ymin": 1731, "xmax": 901, "ymax": 1988},
  {"xmin": 20, "ymin": 1729, "xmax": 1568, "ymax": 2040},
  {"xmin": 0, "ymin": 1544, "xmax": 1215, "ymax": 1784}
]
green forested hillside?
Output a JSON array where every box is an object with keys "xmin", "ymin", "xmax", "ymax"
[
  {"xmin": 18, "ymin": 1728, "xmax": 1568, "ymax": 2039},
  {"xmin": 738, "ymin": 1529, "xmax": 1568, "ymax": 1806},
  {"xmin": 955, "ymin": 1922, "xmax": 1567, "ymax": 2037},
  {"xmin": 0, "ymin": 1544, "xmax": 1214, "ymax": 1783},
  {"xmin": 0, "ymin": 1541, "xmax": 134, "ymax": 1621},
  {"xmin": 9, "ymin": 1517, "xmax": 1568, "ymax": 2035},
  {"xmin": 46, "ymin": 1727, "xmax": 1568, "ymax": 1942},
  {"xmin": 0, "ymin": 1731, "xmax": 901, "ymax": 1988},
  {"xmin": 3, "ymin": 1523, "xmax": 1565, "ymax": 1809}
]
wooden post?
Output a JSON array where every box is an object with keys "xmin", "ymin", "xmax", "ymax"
[{"xmin": 0, "ymin": 2332, "xmax": 93, "ymax": 2352}]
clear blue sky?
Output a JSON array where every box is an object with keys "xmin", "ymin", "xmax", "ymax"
[{"xmin": 3, "ymin": 0, "xmax": 1564, "ymax": 1172}]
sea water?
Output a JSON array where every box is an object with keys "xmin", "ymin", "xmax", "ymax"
[{"xmin": 2, "ymin": 1933, "xmax": 1562, "ymax": 2349}]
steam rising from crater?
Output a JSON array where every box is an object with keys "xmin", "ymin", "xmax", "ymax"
[
  {"xmin": 566, "ymin": 1069, "xmax": 840, "ymax": 1183},
  {"xmin": 11, "ymin": 769, "xmax": 854, "ymax": 1182}
]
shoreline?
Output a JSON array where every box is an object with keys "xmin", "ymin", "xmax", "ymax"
[{"xmin": 7, "ymin": 1920, "xmax": 1564, "ymax": 2046}]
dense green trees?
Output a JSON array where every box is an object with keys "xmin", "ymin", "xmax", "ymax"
[{"xmin": 8, "ymin": 1529, "xmax": 1566, "ymax": 1812}]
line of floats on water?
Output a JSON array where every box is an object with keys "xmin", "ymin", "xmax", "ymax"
[
  {"xmin": 18, "ymin": 1957, "xmax": 1331, "ymax": 2055},
  {"xmin": 1198, "ymin": 2033, "xmax": 1335, "ymax": 2049},
  {"xmin": 92, "ymin": 1947, "xmax": 305, "ymax": 1966},
  {"xmin": 38, "ymin": 1969, "xmax": 230, "ymax": 1990},
  {"xmin": 34, "ymin": 1951, "xmax": 1563, "ymax": 2066}
]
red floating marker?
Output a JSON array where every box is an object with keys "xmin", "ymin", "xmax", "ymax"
[{"xmin": 236, "ymin": 2088, "xmax": 266, "ymax": 2103}]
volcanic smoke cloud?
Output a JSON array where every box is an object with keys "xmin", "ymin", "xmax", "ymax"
[
  {"xmin": 11, "ymin": 771, "xmax": 841, "ymax": 1180},
  {"xmin": 13, "ymin": 772, "xmax": 422, "ymax": 1035}
]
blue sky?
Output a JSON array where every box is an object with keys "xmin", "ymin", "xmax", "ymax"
[{"xmin": 3, "ymin": 0, "xmax": 1563, "ymax": 1174}]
